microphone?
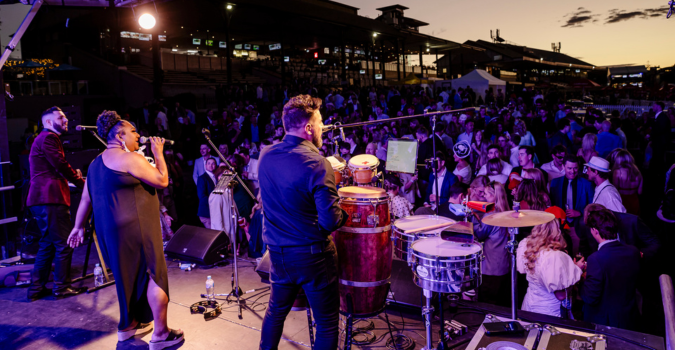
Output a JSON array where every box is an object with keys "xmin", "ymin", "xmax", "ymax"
[
  {"xmin": 339, "ymin": 126, "xmax": 346, "ymax": 141},
  {"xmin": 322, "ymin": 125, "xmax": 336, "ymax": 133},
  {"xmin": 202, "ymin": 128, "xmax": 211, "ymax": 136},
  {"xmin": 75, "ymin": 125, "xmax": 97, "ymax": 131},
  {"xmin": 139, "ymin": 136, "xmax": 175, "ymax": 145}
]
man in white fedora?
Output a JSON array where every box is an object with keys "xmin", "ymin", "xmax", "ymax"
[{"xmin": 585, "ymin": 156, "xmax": 626, "ymax": 213}]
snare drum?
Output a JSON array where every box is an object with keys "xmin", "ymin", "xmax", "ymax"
[
  {"xmin": 326, "ymin": 156, "xmax": 347, "ymax": 185},
  {"xmin": 349, "ymin": 154, "xmax": 380, "ymax": 184},
  {"xmin": 392, "ymin": 215, "xmax": 456, "ymax": 262},
  {"xmin": 410, "ymin": 237, "xmax": 482, "ymax": 294}
]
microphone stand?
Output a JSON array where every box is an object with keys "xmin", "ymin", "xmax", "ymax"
[
  {"xmin": 429, "ymin": 109, "xmax": 440, "ymax": 216},
  {"xmin": 201, "ymin": 129, "xmax": 257, "ymax": 203}
]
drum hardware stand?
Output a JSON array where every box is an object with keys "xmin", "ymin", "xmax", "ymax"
[{"xmin": 507, "ymin": 202, "xmax": 521, "ymax": 321}]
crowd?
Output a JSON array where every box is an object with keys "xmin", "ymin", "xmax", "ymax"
[{"xmin": 122, "ymin": 80, "xmax": 675, "ymax": 333}]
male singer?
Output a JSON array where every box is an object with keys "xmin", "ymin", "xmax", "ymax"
[
  {"xmin": 258, "ymin": 95, "xmax": 348, "ymax": 350},
  {"xmin": 26, "ymin": 107, "xmax": 86, "ymax": 301}
]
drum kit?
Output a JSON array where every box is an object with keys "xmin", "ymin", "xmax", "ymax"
[{"xmin": 332, "ymin": 190, "xmax": 556, "ymax": 350}]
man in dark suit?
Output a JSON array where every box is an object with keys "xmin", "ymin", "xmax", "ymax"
[
  {"xmin": 26, "ymin": 107, "xmax": 86, "ymax": 301},
  {"xmin": 577, "ymin": 203, "xmax": 660, "ymax": 261},
  {"xmin": 579, "ymin": 209, "xmax": 640, "ymax": 330},
  {"xmin": 197, "ymin": 157, "xmax": 218, "ymax": 229},
  {"xmin": 424, "ymin": 152, "xmax": 457, "ymax": 210},
  {"xmin": 550, "ymin": 155, "xmax": 594, "ymax": 226}
]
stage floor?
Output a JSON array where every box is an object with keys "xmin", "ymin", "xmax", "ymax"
[{"xmin": 0, "ymin": 245, "xmax": 480, "ymax": 350}]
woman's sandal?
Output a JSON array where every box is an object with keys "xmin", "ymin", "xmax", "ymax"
[
  {"xmin": 117, "ymin": 322, "xmax": 153, "ymax": 342},
  {"xmin": 149, "ymin": 329, "xmax": 185, "ymax": 350}
]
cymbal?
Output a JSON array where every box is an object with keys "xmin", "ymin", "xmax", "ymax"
[{"xmin": 481, "ymin": 210, "xmax": 555, "ymax": 228}]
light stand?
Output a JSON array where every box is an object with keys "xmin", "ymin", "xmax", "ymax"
[{"xmin": 202, "ymin": 128, "xmax": 257, "ymax": 319}]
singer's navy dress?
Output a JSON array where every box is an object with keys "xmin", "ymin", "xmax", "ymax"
[{"xmin": 87, "ymin": 155, "xmax": 169, "ymax": 330}]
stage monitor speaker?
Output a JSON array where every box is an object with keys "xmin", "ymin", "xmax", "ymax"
[
  {"xmin": 388, "ymin": 258, "xmax": 423, "ymax": 309},
  {"xmin": 165, "ymin": 225, "xmax": 230, "ymax": 265}
]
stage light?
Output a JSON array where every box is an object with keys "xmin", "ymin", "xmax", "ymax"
[
  {"xmin": 138, "ymin": 13, "xmax": 156, "ymax": 29},
  {"xmin": 426, "ymin": 48, "xmax": 430, "ymax": 52},
  {"xmin": 373, "ymin": 33, "xmax": 378, "ymax": 37},
  {"xmin": 227, "ymin": 4, "xmax": 233, "ymax": 9}
]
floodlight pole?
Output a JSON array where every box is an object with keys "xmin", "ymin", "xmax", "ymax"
[{"xmin": 0, "ymin": 0, "xmax": 44, "ymax": 69}]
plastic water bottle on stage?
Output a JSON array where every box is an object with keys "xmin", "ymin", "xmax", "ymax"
[
  {"xmin": 93, "ymin": 263, "xmax": 104, "ymax": 287},
  {"xmin": 206, "ymin": 276, "xmax": 214, "ymax": 301}
]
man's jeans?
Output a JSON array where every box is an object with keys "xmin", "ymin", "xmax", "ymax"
[
  {"xmin": 28, "ymin": 204, "xmax": 74, "ymax": 295},
  {"xmin": 260, "ymin": 241, "xmax": 339, "ymax": 350}
]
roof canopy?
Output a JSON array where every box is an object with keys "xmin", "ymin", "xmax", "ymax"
[{"xmin": 450, "ymin": 69, "xmax": 506, "ymax": 99}]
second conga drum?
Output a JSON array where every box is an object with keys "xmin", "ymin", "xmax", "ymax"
[{"xmin": 335, "ymin": 186, "xmax": 391, "ymax": 317}]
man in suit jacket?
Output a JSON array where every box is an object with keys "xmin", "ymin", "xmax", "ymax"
[
  {"xmin": 577, "ymin": 203, "xmax": 660, "ymax": 261},
  {"xmin": 549, "ymin": 155, "xmax": 594, "ymax": 227},
  {"xmin": 424, "ymin": 152, "xmax": 457, "ymax": 210},
  {"xmin": 197, "ymin": 157, "xmax": 218, "ymax": 229},
  {"xmin": 26, "ymin": 107, "xmax": 86, "ymax": 301},
  {"xmin": 193, "ymin": 143, "xmax": 220, "ymax": 185},
  {"xmin": 579, "ymin": 209, "xmax": 640, "ymax": 330}
]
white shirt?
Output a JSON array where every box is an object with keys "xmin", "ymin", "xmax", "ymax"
[
  {"xmin": 598, "ymin": 238, "xmax": 619, "ymax": 251},
  {"xmin": 439, "ymin": 91, "xmax": 450, "ymax": 104},
  {"xmin": 205, "ymin": 170, "xmax": 216, "ymax": 185},
  {"xmin": 517, "ymin": 238, "xmax": 582, "ymax": 317},
  {"xmin": 244, "ymin": 158, "xmax": 259, "ymax": 189},
  {"xmin": 430, "ymin": 167, "xmax": 447, "ymax": 210},
  {"xmin": 156, "ymin": 111, "xmax": 168, "ymax": 131},
  {"xmin": 453, "ymin": 164, "xmax": 472, "ymax": 185},
  {"xmin": 509, "ymin": 147, "xmax": 520, "ymax": 167},
  {"xmin": 593, "ymin": 179, "xmax": 626, "ymax": 213},
  {"xmin": 540, "ymin": 161, "xmax": 565, "ymax": 181},
  {"xmin": 457, "ymin": 132, "xmax": 473, "ymax": 143},
  {"xmin": 478, "ymin": 160, "xmax": 513, "ymax": 177}
]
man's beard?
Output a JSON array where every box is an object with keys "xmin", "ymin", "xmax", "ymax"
[
  {"xmin": 54, "ymin": 122, "xmax": 67, "ymax": 133},
  {"xmin": 312, "ymin": 132, "xmax": 322, "ymax": 149}
]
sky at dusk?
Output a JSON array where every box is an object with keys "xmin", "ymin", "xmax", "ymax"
[{"xmin": 340, "ymin": 0, "xmax": 675, "ymax": 68}]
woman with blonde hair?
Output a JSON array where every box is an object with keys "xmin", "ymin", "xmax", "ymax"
[
  {"xmin": 516, "ymin": 220, "xmax": 583, "ymax": 317},
  {"xmin": 472, "ymin": 181, "xmax": 511, "ymax": 305},
  {"xmin": 577, "ymin": 133, "xmax": 599, "ymax": 163},
  {"xmin": 522, "ymin": 168, "xmax": 548, "ymax": 193},
  {"xmin": 471, "ymin": 129, "xmax": 487, "ymax": 169},
  {"xmin": 612, "ymin": 149, "xmax": 642, "ymax": 215}
]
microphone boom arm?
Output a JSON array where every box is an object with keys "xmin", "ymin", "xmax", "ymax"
[{"xmin": 201, "ymin": 129, "xmax": 258, "ymax": 203}]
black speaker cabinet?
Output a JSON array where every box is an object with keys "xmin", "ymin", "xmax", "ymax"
[{"xmin": 165, "ymin": 225, "xmax": 230, "ymax": 265}]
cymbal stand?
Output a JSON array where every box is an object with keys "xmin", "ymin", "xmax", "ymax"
[{"xmin": 506, "ymin": 203, "xmax": 521, "ymax": 320}]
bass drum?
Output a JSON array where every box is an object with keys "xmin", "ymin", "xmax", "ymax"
[
  {"xmin": 410, "ymin": 236, "xmax": 483, "ymax": 294},
  {"xmin": 334, "ymin": 186, "xmax": 391, "ymax": 317}
]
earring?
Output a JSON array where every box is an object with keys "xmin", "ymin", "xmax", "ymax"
[{"xmin": 122, "ymin": 140, "xmax": 131, "ymax": 153}]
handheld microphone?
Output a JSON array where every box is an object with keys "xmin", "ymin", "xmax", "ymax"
[
  {"xmin": 75, "ymin": 125, "xmax": 97, "ymax": 131},
  {"xmin": 139, "ymin": 136, "xmax": 175, "ymax": 145}
]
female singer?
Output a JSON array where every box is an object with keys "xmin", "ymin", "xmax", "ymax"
[{"xmin": 67, "ymin": 111, "xmax": 183, "ymax": 350}]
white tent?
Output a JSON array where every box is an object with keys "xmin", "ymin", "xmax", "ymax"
[{"xmin": 448, "ymin": 69, "xmax": 507, "ymax": 102}]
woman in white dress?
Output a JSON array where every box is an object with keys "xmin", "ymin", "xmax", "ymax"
[
  {"xmin": 452, "ymin": 140, "xmax": 472, "ymax": 185},
  {"xmin": 516, "ymin": 220, "xmax": 583, "ymax": 317}
]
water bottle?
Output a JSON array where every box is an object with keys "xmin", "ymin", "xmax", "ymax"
[
  {"xmin": 205, "ymin": 276, "xmax": 214, "ymax": 301},
  {"xmin": 93, "ymin": 263, "xmax": 104, "ymax": 287}
]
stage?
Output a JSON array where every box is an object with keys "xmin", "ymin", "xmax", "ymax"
[{"xmin": 0, "ymin": 245, "xmax": 666, "ymax": 350}]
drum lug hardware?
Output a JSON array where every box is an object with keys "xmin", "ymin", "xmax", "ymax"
[
  {"xmin": 587, "ymin": 335, "xmax": 606, "ymax": 343},
  {"xmin": 545, "ymin": 325, "xmax": 561, "ymax": 336},
  {"xmin": 524, "ymin": 323, "xmax": 541, "ymax": 331},
  {"xmin": 368, "ymin": 200, "xmax": 379, "ymax": 227}
]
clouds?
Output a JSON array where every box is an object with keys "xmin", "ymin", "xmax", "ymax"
[
  {"xmin": 562, "ymin": 6, "xmax": 669, "ymax": 28},
  {"xmin": 561, "ymin": 7, "xmax": 599, "ymax": 28}
]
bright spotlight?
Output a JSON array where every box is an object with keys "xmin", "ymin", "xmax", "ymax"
[
  {"xmin": 139, "ymin": 13, "xmax": 156, "ymax": 29},
  {"xmin": 373, "ymin": 33, "xmax": 378, "ymax": 37},
  {"xmin": 226, "ymin": 4, "xmax": 233, "ymax": 9}
]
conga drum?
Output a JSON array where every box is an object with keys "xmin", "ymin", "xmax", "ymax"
[
  {"xmin": 335, "ymin": 186, "xmax": 391, "ymax": 317},
  {"xmin": 348, "ymin": 154, "xmax": 380, "ymax": 185},
  {"xmin": 326, "ymin": 156, "xmax": 347, "ymax": 186}
]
